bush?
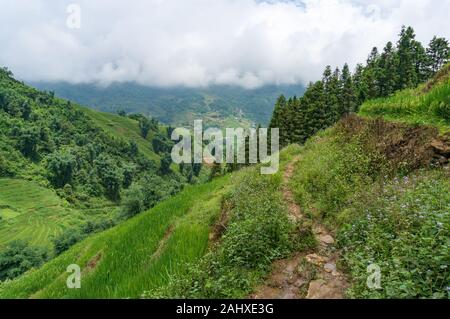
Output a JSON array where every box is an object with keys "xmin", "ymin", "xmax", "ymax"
[
  {"xmin": 120, "ymin": 184, "xmax": 145, "ymax": 218},
  {"xmin": 52, "ymin": 229, "xmax": 86, "ymax": 256},
  {"xmin": 0, "ymin": 241, "xmax": 49, "ymax": 281},
  {"xmin": 46, "ymin": 151, "xmax": 77, "ymax": 188}
]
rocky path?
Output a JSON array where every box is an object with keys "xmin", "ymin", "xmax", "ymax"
[{"xmin": 250, "ymin": 157, "xmax": 348, "ymax": 299}]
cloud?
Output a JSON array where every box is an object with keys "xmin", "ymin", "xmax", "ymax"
[{"xmin": 0, "ymin": 0, "xmax": 449, "ymax": 88}]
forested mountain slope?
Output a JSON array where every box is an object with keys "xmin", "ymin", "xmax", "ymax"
[
  {"xmin": 31, "ymin": 82, "xmax": 304, "ymax": 128},
  {"xmin": 1, "ymin": 65, "xmax": 448, "ymax": 298},
  {"xmin": 0, "ymin": 67, "xmax": 200, "ymax": 280},
  {"xmin": 0, "ymin": 25, "xmax": 448, "ymax": 299}
]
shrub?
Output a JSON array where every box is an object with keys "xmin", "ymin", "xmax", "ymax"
[
  {"xmin": 52, "ymin": 229, "xmax": 85, "ymax": 256},
  {"xmin": 0, "ymin": 241, "xmax": 49, "ymax": 281}
]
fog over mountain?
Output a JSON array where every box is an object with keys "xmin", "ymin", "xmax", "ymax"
[{"xmin": 1, "ymin": 0, "xmax": 449, "ymax": 88}]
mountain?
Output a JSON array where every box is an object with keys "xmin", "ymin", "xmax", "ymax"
[
  {"xmin": 1, "ymin": 65, "xmax": 448, "ymax": 299},
  {"xmin": 0, "ymin": 67, "xmax": 207, "ymax": 263},
  {"xmin": 30, "ymin": 82, "xmax": 305, "ymax": 128}
]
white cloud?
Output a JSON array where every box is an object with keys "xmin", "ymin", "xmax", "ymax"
[{"xmin": 0, "ymin": 0, "xmax": 449, "ymax": 88}]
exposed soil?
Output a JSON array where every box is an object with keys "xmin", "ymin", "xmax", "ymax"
[
  {"xmin": 149, "ymin": 225, "xmax": 174, "ymax": 262},
  {"xmin": 209, "ymin": 200, "xmax": 233, "ymax": 242},
  {"xmin": 339, "ymin": 115, "xmax": 450, "ymax": 170},
  {"xmin": 250, "ymin": 157, "xmax": 348, "ymax": 299},
  {"xmin": 84, "ymin": 251, "xmax": 103, "ymax": 273}
]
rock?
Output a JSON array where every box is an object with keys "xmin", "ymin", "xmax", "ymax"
[
  {"xmin": 306, "ymin": 279, "xmax": 344, "ymax": 299},
  {"xmin": 319, "ymin": 234, "xmax": 335, "ymax": 245},
  {"xmin": 431, "ymin": 139, "xmax": 450, "ymax": 156},
  {"xmin": 293, "ymin": 278, "xmax": 307, "ymax": 288},
  {"xmin": 438, "ymin": 156, "xmax": 449, "ymax": 165},
  {"xmin": 324, "ymin": 263, "xmax": 336, "ymax": 273},
  {"xmin": 306, "ymin": 253, "xmax": 327, "ymax": 266}
]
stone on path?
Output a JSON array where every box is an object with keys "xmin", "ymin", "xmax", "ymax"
[
  {"xmin": 319, "ymin": 234, "xmax": 335, "ymax": 245},
  {"xmin": 324, "ymin": 263, "xmax": 336, "ymax": 273}
]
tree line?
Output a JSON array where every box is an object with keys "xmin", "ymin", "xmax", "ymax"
[{"xmin": 269, "ymin": 26, "xmax": 450, "ymax": 147}]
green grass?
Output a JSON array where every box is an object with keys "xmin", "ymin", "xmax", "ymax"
[
  {"xmin": 79, "ymin": 106, "xmax": 161, "ymax": 162},
  {"xmin": 144, "ymin": 146, "xmax": 314, "ymax": 299},
  {"xmin": 0, "ymin": 146, "xmax": 308, "ymax": 299},
  {"xmin": 0, "ymin": 179, "xmax": 85, "ymax": 249},
  {"xmin": 288, "ymin": 119, "xmax": 449, "ymax": 298},
  {"xmin": 359, "ymin": 64, "xmax": 450, "ymax": 132},
  {"xmin": 0, "ymin": 175, "xmax": 231, "ymax": 298}
]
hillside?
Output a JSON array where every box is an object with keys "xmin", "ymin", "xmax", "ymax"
[
  {"xmin": 31, "ymin": 82, "xmax": 305, "ymax": 128},
  {"xmin": 0, "ymin": 67, "xmax": 197, "ymax": 268},
  {"xmin": 1, "ymin": 25, "xmax": 449, "ymax": 300},
  {"xmin": 0, "ymin": 179, "xmax": 85, "ymax": 249},
  {"xmin": 1, "ymin": 65, "xmax": 449, "ymax": 297},
  {"xmin": 360, "ymin": 63, "xmax": 450, "ymax": 132}
]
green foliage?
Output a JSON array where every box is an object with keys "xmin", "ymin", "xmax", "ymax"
[
  {"xmin": 31, "ymin": 82, "xmax": 305, "ymax": 128},
  {"xmin": 0, "ymin": 65, "xmax": 186, "ymax": 258},
  {"xmin": 360, "ymin": 63, "xmax": 450, "ymax": 131},
  {"xmin": 289, "ymin": 117, "xmax": 449, "ymax": 299},
  {"xmin": 338, "ymin": 171, "xmax": 450, "ymax": 298},
  {"xmin": 270, "ymin": 26, "xmax": 449, "ymax": 146},
  {"xmin": 52, "ymin": 229, "xmax": 85, "ymax": 256},
  {"xmin": 45, "ymin": 151, "xmax": 76, "ymax": 188},
  {"xmin": 0, "ymin": 240, "xmax": 49, "ymax": 281},
  {"xmin": 94, "ymin": 154, "xmax": 122, "ymax": 201},
  {"xmin": 149, "ymin": 166, "xmax": 302, "ymax": 298},
  {"xmin": 120, "ymin": 184, "xmax": 145, "ymax": 218}
]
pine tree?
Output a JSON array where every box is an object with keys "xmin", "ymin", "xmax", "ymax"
[
  {"xmin": 426, "ymin": 36, "xmax": 450, "ymax": 75},
  {"xmin": 323, "ymin": 66, "xmax": 340, "ymax": 124},
  {"xmin": 412, "ymin": 40, "xmax": 428, "ymax": 84},
  {"xmin": 353, "ymin": 63, "xmax": 368, "ymax": 108},
  {"xmin": 269, "ymin": 95, "xmax": 286, "ymax": 130},
  {"xmin": 339, "ymin": 63, "xmax": 356, "ymax": 115},
  {"xmin": 396, "ymin": 26, "xmax": 418, "ymax": 89},
  {"xmin": 378, "ymin": 42, "xmax": 398, "ymax": 96},
  {"xmin": 365, "ymin": 47, "xmax": 381, "ymax": 99}
]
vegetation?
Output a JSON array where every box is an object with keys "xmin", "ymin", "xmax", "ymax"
[
  {"xmin": 289, "ymin": 115, "xmax": 449, "ymax": 298},
  {"xmin": 360, "ymin": 63, "xmax": 450, "ymax": 131},
  {"xmin": 31, "ymin": 82, "xmax": 305, "ymax": 128},
  {"xmin": 145, "ymin": 148, "xmax": 315, "ymax": 298},
  {"xmin": 270, "ymin": 26, "xmax": 449, "ymax": 147},
  {"xmin": 0, "ymin": 176, "xmax": 232, "ymax": 298},
  {"xmin": 0, "ymin": 66, "xmax": 198, "ymax": 273},
  {"xmin": 1, "ymin": 24, "xmax": 449, "ymax": 300},
  {"xmin": 0, "ymin": 241, "xmax": 49, "ymax": 281}
]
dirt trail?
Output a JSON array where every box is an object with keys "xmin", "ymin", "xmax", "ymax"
[{"xmin": 250, "ymin": 157, "xmax": 348, "ymax": 299}]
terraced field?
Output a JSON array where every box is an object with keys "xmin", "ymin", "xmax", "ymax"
[
  {"xmin": 0, "ymin": 179, "xmax": 85, "ymax": 249},
  {"xmin": 0, "ymin": 175, "xmax": 232, "ymax": 298}
]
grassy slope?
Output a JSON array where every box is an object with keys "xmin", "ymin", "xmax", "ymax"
[
  {"xmin": 0, "ymin": 175, "xmax": 231, "ymax": 298},
  {"xmin": 287, "ymin": 65, "xmax": 450, "ymax": 298},
  {"xmin": 0, "ymin": 68, "xmax": 172, "ymax": 251},
  {"xmin": 359, "ymin": 63, "xmax": 450, "ymax": 133},
  {"xmin": 0, "ymin": 148, "xmax": 303, "ymax": 299},
  {"xmin": 289, "ymin": 123, "xmax": 449, "ymax": 298},
  {"xmin": 0, "ymin": 179, "xmax": 85, "ymax": 249},
  {"xmin": 79, "ymin": 106, "xmax": 161, "ymax": 163},
  {"xmin": 0, "ymin": 104, "xmax": 164, "ymax": 250}
]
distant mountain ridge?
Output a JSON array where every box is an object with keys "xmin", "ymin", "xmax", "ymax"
[{"xmin": 30, "ymin": 82, "xmax": 305, "ymax": 128}]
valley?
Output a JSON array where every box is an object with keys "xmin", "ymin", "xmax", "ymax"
[
  {"xmin": 0, "ymin": 22, "xmax": 449, "ymax": 300},
  {"xmin": 31, "ymin": 82, "xmax": 305, "ymax": 128}
]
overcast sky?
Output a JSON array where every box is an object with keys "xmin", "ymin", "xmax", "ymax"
[{"xmin": 1, "ymin": 0, "xmax": 449, "ymax": 88}]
